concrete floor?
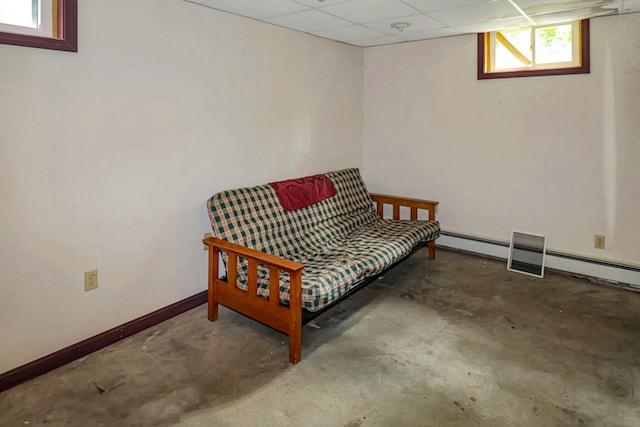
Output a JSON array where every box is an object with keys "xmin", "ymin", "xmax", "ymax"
[{"xmin": 1, "ymin": 248, "xmax": 640, "ymax": 427}]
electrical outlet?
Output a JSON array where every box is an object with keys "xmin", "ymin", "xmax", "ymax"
[
  {"xmin": 203, "ymin": 232, "xmax": 212, "ymax": 250},
  {"xmin": 84, "ymin": 269, "xmax": 98, "ymax": 291},
  {"xmin": 594, "ymin": 234, "xmax": 605, "ymax": 250}
]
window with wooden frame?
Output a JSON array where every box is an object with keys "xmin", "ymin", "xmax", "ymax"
[
  {"xmin": 478, "ymin": 19, "xmax": 589, "ymax": 79},
  {"xmin": 0, "ymin": 0, "xmax": 77, "ymax": 52}
]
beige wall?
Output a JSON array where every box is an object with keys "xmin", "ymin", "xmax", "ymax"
[
  {"xmin": 2, "ymin": 1, "xmax": 638, "ymax": 374},
  {"xmin": 0, "ymin": 0, "xmax": 364, "ymax": 372},
  {"xmin": 363, "ymin": 13, "xmax": 640, "ymax": 267}
]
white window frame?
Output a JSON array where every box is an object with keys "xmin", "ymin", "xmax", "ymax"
[
  {"xmin": 0, "ymin": 0, "xmax": 54, "ymax": 38},
  {"xmin": 0, "ymin": 0, "xmax": 75, "ymax": 52},
  {"xmin": 488, "ymin": 21, "xmax": 580, "ymax": 73},
  {"xmin": 478, "ymin": 19, "xmax": 589, "ymax": 80}
]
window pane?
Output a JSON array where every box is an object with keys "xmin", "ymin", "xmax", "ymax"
[
  {"xmin": 0, "ymin": 0, "xmax": 39, "ymax": 28},
  {"xmin": 535, "ymin": 24, "xmax": 572, "ymax": 64},
  {"xmin": 495, "ymin": 29, "xmax": 531, "ymax": 70},
  {"xmin": 479, "ymin": 19, "xmax": 589, "ymax": 79}
]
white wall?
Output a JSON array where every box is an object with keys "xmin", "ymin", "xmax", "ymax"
[
  {"xmin": 0, "ymin": 0, "xmax": 364, "ymax": 373},
  {"xmin": 363, "ymin": 13, "xmax": 640, "ymax": 268}
]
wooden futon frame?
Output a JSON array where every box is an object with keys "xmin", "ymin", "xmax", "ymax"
[{"xmin": 203, "ymin": 193, "xmax": 438, "ymax": 364}]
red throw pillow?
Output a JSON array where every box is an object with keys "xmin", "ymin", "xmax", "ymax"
[{"xmin": 269, "ymin": 174, "xmax": 337, "ymax": 211}]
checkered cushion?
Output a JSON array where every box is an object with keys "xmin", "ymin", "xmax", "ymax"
[{"xmin": 208, "ymin": 168, "xmax": 440, "ymax": 312}]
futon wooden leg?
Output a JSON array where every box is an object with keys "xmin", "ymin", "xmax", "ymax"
[
  {"xmin": 208, "ymin": 245, "xmax": 219, "ymax": 322},
  {"xmin": 208, "ymin": 294, "xmax": 219, "ymax": 322},
  {"xmin": 289, "ymin": 322, "xmax": 302, "ymax": 364},
  {"xmin": 427, "ymin": 240, "xmax": 436, "ymax": 260},
  {"xmin": 289, "ymin": 270, "xmax": 303, "ymax": 363}
]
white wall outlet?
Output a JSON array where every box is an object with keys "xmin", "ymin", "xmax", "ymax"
[
  {"xmin": 84, "ymin": 269, "xmax": 98, "ymax": 291},
  {"xmin": 594, "ymin": 234, "xmax": 605, "ymax": 250}
]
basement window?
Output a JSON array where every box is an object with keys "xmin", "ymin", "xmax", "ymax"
[
  {"xmin": 0, "ymin": 0, "xmax": 53, "ymax": 37},
  {"xmin": 0, "ymin": 0, "xmax": 77, "ymax": 51},
  {"xmin": 478, "ymin": 19, "xmax": 589, "ymax": 79}
]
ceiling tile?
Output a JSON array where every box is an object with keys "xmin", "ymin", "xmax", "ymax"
[
  {"xmin": 321, "ymin": 0, "xmax": 419, "ymax": 23},
  {"xmin": 429, "ymin": 0, "xmax": 521, "ymax": 26},
  {"xmin": 622, "ymin": 0, "xmax": 640, "ymax": 12},
  {"xmin": 513, "ymin": 0, "xmax": 618, "ymax": 16},
  {"xmin": 293, "ymin": 0, "xmax": 353, "ymax": 6},
  {"xmin": 395, "ymin": 26, "xmax": 464, "ymax": 41},
  {"xmin": 453, "ymin": 16, "xmax": 530, "ymax": 32},
  {"xmin": 365, "ymin": 13, "xmax": 445, "ymax": 34},
  {"xmin": 313, "ymin": 25, "xmax": 386, "ymax": 42},
  {"xmin": 350, "ymin": 35, "xmax": 405, "ymax": 46},
  {"xmin": 186, "ymin": 0, "xmax": 639, "ymax": 48},
  {"xmin": 265, "ymin": 9, "xmax": 353, "ymax": 32},
  {"xmin": 200, "ymin": 0, "xmax": 309, "ymax": 19},
  {"xmin": 401, "ymin": 0, "xmax": 493, "ymax": 13},
  {"xmin": 530, "ymin": 6, "xmax": 617, "ymax": 25}
]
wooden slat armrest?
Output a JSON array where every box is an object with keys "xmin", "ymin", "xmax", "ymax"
[
  {"xmin": 369, "ymin": 193, "xmax": 438, "ymax": 260},
  {"xmin": 204, "ymin": 235, "xmax": 304, "ymax": 363},
  {"xmin": 203, "ymin": 237, "xmax": 304, "ymax": 273},
  {"xmin": 369, "ymin": 193, "xmax": 439, "ymax": 210},
  {"xmin": 370, "ymin": 193, "xmax": 438, "ymax": 222}
]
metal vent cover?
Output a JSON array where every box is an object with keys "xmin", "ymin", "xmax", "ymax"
[{"xmin": 507, "ymin": 231, "xmax": 547, "ymax": 278}]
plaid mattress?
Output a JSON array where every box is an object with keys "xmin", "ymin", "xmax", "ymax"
[{"xmin": 208, "ymin": 168, "xmax": 440, "ymax": 312}]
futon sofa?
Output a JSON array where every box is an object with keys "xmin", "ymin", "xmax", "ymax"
[{"xmin": 203, "ymin": 168, "xmax": 440, "ymax": 363}]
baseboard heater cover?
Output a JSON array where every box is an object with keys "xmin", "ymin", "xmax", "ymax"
[
  {"xmin": 437, "ymin": 230, "xmax": 640, "ymax": 288},
  {"xmin": 507, "ymin": 231, "xmax": 547, "ymax": 278}
]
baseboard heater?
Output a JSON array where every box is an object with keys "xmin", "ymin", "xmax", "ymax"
[{"xmin": 438, "ymin": 230, "xmax": 640, "ymax": 288}]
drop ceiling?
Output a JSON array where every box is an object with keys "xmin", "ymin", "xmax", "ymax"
[{"xmin": 185, "ymin": 0, "xmax": 639, "ymax": 47}]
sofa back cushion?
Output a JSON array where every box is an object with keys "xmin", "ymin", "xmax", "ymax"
[{"xmin": 208, "ymin": 168, "xmax": 378, "ymax": 258}]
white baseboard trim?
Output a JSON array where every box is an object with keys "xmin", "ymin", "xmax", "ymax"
[{"xmin": 437, "ymin": 232, "xmax": 640, "ymax": 289}]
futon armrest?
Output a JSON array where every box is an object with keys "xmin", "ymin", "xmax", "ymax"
[
  {"xmin": 204, "ymin": 236, "xmax": 305, "ymax": 363},
  {"xmin": 203, "ymin": 237, "xmax": 304, "ymax": 273},
  {"xmin": 369, "ymin": 193, "xmax": 438, "ymax": 221}
]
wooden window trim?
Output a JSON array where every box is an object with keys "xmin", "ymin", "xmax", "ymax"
[
  {"xmin": 478, "ymin": 19, "xmax": 589, "ymax": 80},
  {"xmin": 0, "ymin": 0, "xmax": 77, "ymax": 52}
]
